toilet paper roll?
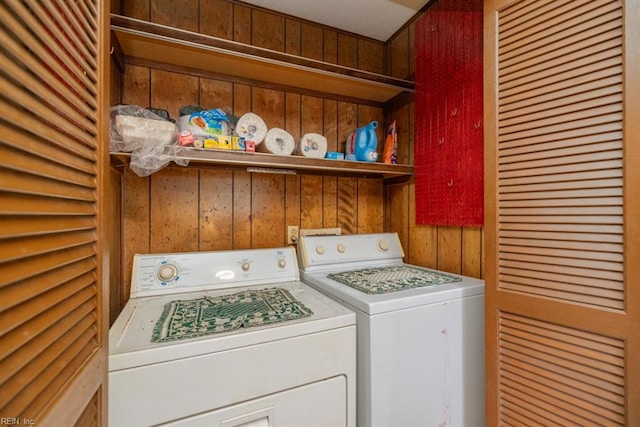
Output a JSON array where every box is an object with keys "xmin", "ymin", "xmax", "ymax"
[
  {"xmin": 234, "ymin": 112, "xmax": 267, "ymax": 144},
  {"xmin": 296, "ymin": 132, "xmax": 328, "ymax": 158},
  {"xmin": 258, "ymin": 127, "xmax": 295, "ymax": 155}
]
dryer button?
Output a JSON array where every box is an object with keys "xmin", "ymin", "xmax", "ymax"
[
  {"xmin": 377, "ymin": 240, "xmax": 389, "ymax": 251},
  {"xmin": 316, "ymin": 245, "xmax": 325, "ymax": 255},
  {"xmin": 337, "ymin": 243, "xmax": 346, "ymax": 253}
]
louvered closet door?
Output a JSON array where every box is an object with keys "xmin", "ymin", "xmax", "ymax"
[
  {"xmin": 0, "ymin": 1, "xmax": 109, "ymax": 425},
  {"xmin": 484, "ymin": 0, "xmax": 640, "ymax": 425}
]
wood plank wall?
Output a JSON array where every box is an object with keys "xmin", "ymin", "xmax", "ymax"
[{"xmin": 108, "ymin": 0, "xmax": 484, "ymax": 321}]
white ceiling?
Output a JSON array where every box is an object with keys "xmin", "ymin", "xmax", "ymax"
[{"xmin": 241, "ymin": 0, "xmax": 431, "ymax": 41}]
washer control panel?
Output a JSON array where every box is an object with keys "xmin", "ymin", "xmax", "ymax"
[
  {"xmin": 130, "ymin": 247, "xmax": 298, "ymax": 297},
  {"xmin": 297, "ymin": 232, "xmax": 405, "ymax": 268}
]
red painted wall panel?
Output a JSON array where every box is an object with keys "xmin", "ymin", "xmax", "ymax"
[{"xmin": 414, "ymin": 0, "xmax": 483, "ymax": 226}]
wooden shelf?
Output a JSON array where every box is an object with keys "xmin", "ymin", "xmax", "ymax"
[
  {"xmin": 111, "ymin": 14, "xmax": 415, "ymax": 104},
  {"xmin": 111, "ymin": 148, "xmax": 414, "ymax": 181}
]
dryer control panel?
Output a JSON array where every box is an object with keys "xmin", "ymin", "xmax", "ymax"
[
  {"xmin": 298, "ymin": 232, "xmax": 405, "ymax": 269},
  {"xmin": 130, "ymin": 247, "xmax": 299, "ymax": 297}
]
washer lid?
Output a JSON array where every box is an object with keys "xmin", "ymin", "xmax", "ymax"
[
  {"xmin": 109, "ymin": 281, "xmax": 355, "ymax": 371},
  {"xmin": 300, "ymin": 264, "xmax": 484, "ymax": 315}
]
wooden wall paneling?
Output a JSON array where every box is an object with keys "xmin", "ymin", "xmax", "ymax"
[
  {"xmin": 358, "ymin": 39, "xmax": 384, "ymax": 74},
  {"xmin": 389, "ymin": 27, "xmax": 410, "ymax": 79},
  {"xmin": 252, "ymin": 87, "xmax": 285, "ymax": 129},
  {"xmin": 251, "ymin": 174, "xmax": 285, "ymax": 247},
  {"xmin": 408, "ymin": 182, "xmax": 438, "ymax": 268},
  {"xmin": 233, "ymin": 3, "xmax": 252, "ymax": 44},
  {"xmin": 251, "ymin": 9, "xmax": 284, "ymax": 51},
  {"xmin": 233, "ymin": 171, "xmax": 252, "ymax": 249},
  {"xmin": 338, "ymin": 33, "xmax": 358, "ymax": 68},
  {"xmin": 337, "ymin": 177, "xmax": 358, "ymax": 234},
  {"xmin": 284, "ymin": 92, "xmax": 301, "ymax": 234},
  {"xmin": 323, "ymin": 30, "xmax": 338, "ymax": 64},
  {"xmin": 199, "ymin": 170, "xmax": 233, "ymax": 251},
  {"xmin": 122, "ymin": 64, "xmax": 150, "ymax": 107},
  {"xmin": 437, "ymin": 226, "xmax": 462, "ymax": 274},
  {"xmin": 285, "ymin": 19, "xmax": 301, "ymax": 55},
  {"xmin": 386, "ymin": 183, "xmax": 410, "ymax": 255},
  {"xmin": 150, "ymin": 168, "xmax": 199, "ymax": 253},
  {"xmin": 150, "ymin": 0, "xmax": 198, "ymax": 31},
  {"xmin": 323, "ymin": 99, "xmax": 338, "ymax": 228},
  {"xmin": 302, "ymin": 23, "xmax": 323, "ymax": 60},
  {"xmin": 300, "ymin": 95, "xmax": 324, "ymax": 229},
  {"xmin": 122, "ymin": 0, "xmax": 149, "ymax": 20},
  {"xmin": 121, "ymin": 169, "xmax": 149, "ymax": 307},
  {"xmin": 337, "ymin": 101, "xmax": 357, "ymax": 154},
  {"xmin": 199, "ymin": 0, "xmax": 233, "ymax": 39},
  {"xmin": 200, "ymin": 78, "xmax": 234, "ymax": 111},
  {"xmin": 150, "ymin": 69, "xmax": 198, "ymax": 120},
  {"xmin": 462, "ymin": 227, "xmax": 483, "ymax": 278},
  {"xmin": 357, "ymin": 179, "xmax": 384, "ymax": 233},
  {"xmin": 336, "ymin": 100, "xmax": 358, "ymax": 233}
]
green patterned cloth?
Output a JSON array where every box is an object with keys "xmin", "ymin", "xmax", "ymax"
[
  {"xmin": 327, "ymin": 265, "xmax": 461, "ymax": 295},
  {"xmin": 152, "ymin": 288, "xmax": 313, "ymax": 343}
]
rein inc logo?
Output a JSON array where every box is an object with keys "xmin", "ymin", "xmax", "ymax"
[{"xmin": 1, "ymin": 419, "xmax": 35, "ymax": 425}]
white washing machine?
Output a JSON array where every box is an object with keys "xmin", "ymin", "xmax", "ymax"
[
  {"xmin": 297, "ymin": 233, "xmax": 484, "ymax": 427},
  {"xmin": 109, "ymin": 247, "xmax": 356, "ymax": 427}
]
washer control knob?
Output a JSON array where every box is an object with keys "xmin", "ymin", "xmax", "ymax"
[
  {"xmin": 157, "ymin": 264, "xmax": 178, "ymax": 282},
  {"xmin": 316, "ymin": 245, "xmax": 325, "ymax": 255},
  {"xmin": 377, "ymin": 239, "xmax": 389, "ymax": 251},
  {"xmin": 278, "ymin": 259, "xmax": 286, "ymax": 268},
  {"xmin": 337, "ymin": 243, "xmax": 346, "ymax": 253},
  {"xmin": 242, "ymin": 262, "xmax": 250, "ymax": 271}
]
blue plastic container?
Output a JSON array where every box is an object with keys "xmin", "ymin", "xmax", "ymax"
[{"xmin": 345, "ymin": 121, "xmax": 379, "ymax": 162}]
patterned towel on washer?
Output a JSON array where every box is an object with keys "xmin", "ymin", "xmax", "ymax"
[
  {"xmin": 151, "ymin": 287, "xmax": 313, "ymax": 343},
  {"xmin": 327, "ymin": 265, "xmax": 462, "ymax": 295}
]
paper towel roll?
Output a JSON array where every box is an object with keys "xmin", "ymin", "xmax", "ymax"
[
  {"xmin": 296, "ymin": 132, "xmax": 328, "ymax": 158},
  {"xmin": 234, "ymin": 112, "xmax": 267, "ymax": 144},
  {"xmin": 259, "ymin": 128, "xmax": 295, "ymax": 155}
]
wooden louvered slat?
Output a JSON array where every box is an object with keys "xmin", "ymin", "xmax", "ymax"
[
  {"xmin": 498, "ymin": 122, "xmax": 622, "ymax": 150},
  {"xmin": 499, "ymin": 1, "xmax": 621, "ymax": 59},
  {"xmin": 0, "ymin": 37, "xmax": 96, "ymax": 121},
  {"xmin": 0, "ymin": 216, "xmax": 96, "ymax": 239},
  {"xmin": 0, "ymin": 0, "xmax": 104, "ymax": 422},
  {"xmin": 0, "ymin": 280, "xmax": 95, "ymax": 360},
  {"xmin": 499, "ymin": 313, "xmax": 626, "ymax": 425},
  {"xmin": 500, "ymin": 140, "xmax": 621, "ymax": 166},
  {"xmin": 500, "ymin": 268, "xmax": 622, "ymax": 294},
  {"xmin": 0, "ymin": 4, "xmax": 97, "ymax": 97},
  {"xmin": 500, "ymin": 25, "xmax": 621, "ymax": 77},
  {"xmin": 36, "ymin": 1, "xmax": 97, "ymax": 62},
  {"xmin": 500, "ymin": 347, "xmax": 624, "ymax": 395},
  {"xmin": 5, "ymin": 2, "xmax": 98, "ymax": 85},
  {"xmin": 0, "ymin": 124, "xmax": 96, "ymax": 174},
  {"xmin": 502, "ymin": 367, "xmax": 624, "ymax": 418},
  {"xmin": 498, "ymin": 0, "xmax": 581, "ymax": 34},
  {"xmin": 0, "ymin": 194, "xmax": 95, "ymax": 216},
  {"xmin": 1, "ymin": 272, "xmax": 96, "ymax": 338},
  {"xmin": 0, "ymin": 77, "xmax": 97, "ymax": 148},
  {"xmin": 0, "ymin": 244, "xmax": 96, "ymax": 288},
  {"xmin": 486, "ymin": 0, "xmax": 636, "ymax": 424},
  {"xmin": 0, "ymin": 145, "xmax": 96, "ymax": 190},
  {"xmin": 501, "ymin": 379, "xmax": 623, "ymax": 426},
  {"xmin": 0, "ymin": 283, "xmax": 96, "ymax": 390},
  {"xmin": 0, "ymin": 259, "xmax": 96, "ymax": 311},
  {"xmin": 4, "ymin": 314, "xmax": 96, "ymax": 417}
]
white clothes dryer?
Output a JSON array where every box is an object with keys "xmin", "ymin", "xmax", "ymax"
[
  {"xmin": 297, "ymin": 233, "xmax": 484, "ymax": 427},
  {"xmin": 109, "ymin": 247, "xmax": 356, "ymax": 427}
]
